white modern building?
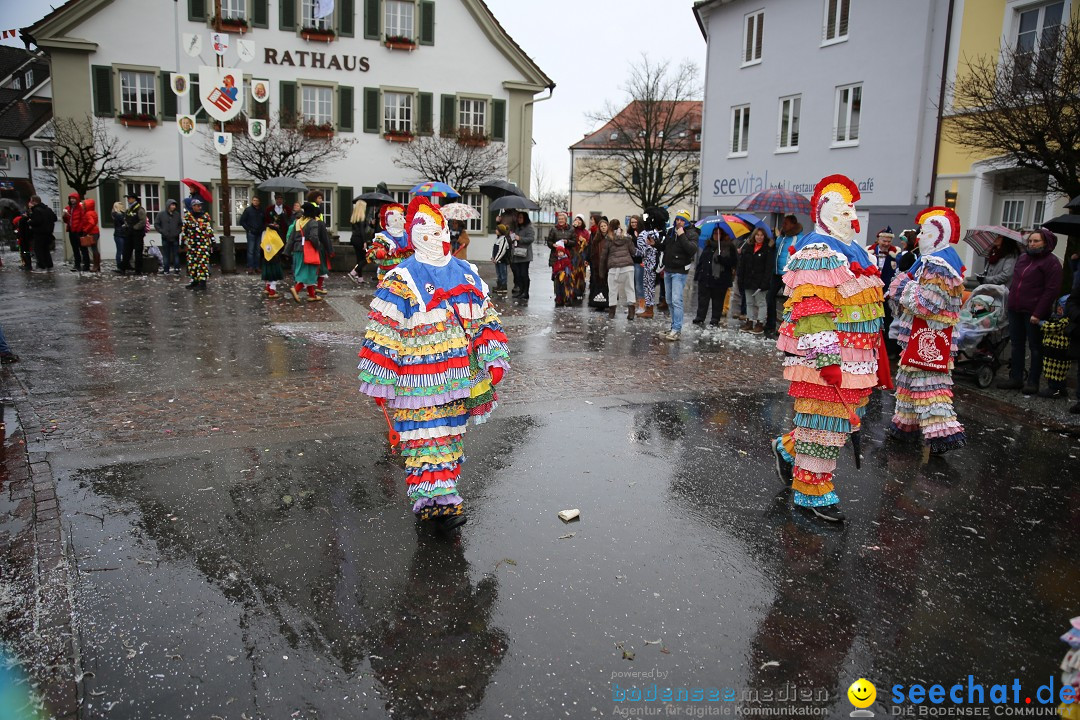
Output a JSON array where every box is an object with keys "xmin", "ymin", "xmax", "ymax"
[
  {"xmin": 26, "ymin": 0, "xmax": 553, "ymax": 260},
  {"xmin": 693, "ymin": 0, "xmax": 950, "ymax": 240}
]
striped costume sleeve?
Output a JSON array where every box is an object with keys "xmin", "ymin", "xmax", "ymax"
[{"xmin": 357, "ymin": 277, "xmax": 416, "ymax": 399}]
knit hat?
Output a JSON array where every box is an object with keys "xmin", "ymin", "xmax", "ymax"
[
  {"xmin": 877, "ymin": 226, "xmax": 894, "ymax": 239},
  {"xmin": 674, "ymin": 209, "xmax": 692, "ymax": 223},
  {"xmin": 496, "ymin": 223, "xmax": 509, "ymax": 236}
]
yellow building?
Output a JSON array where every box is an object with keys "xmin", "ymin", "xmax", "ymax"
[{"xmin": 936, "ymin": 0, "xmax": 1074, "ymax": 270}]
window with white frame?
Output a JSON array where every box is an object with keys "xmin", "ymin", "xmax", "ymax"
[
  {"xmin": 464, "ymin": 192, "xmax": 484, "ymax": 233},
  {"xmin": 24, "ymin": 69, "xmax": 33, "ymax": 88},
  {"xmin": 34, "ymin": 148, "xmax": 55, "ymax": 169},
  {"xmin": 459, "ymin": 98, "xmax": 487, "ymax": 136},
  {"xmin": 777, "ymin": 95, "xmax": 800, "ymax": 150},
  {"xmin": 391, "ymin": 189, "xmax": 411, "ymax": 205},
  {"xmin": 218, "ymin": 185, "xmax": 250, "ymax": 229},
  {"xmin": 823, "ymin": 0, "xmax": 850, "ymax": 43},
  {"xmin": 300, "ymin": 0, "xmax": 330, "ymax": 29},
  {"xmin": 1001, "ymin": 199, "xmax": 1026, "ymax": 230},
  {"xmin": 1014, "ymin": 1, "xmax": 1064, "ymax": 87},
  {"xmin": 221, "ymin": 0, "xmax": 246, "ymax": 20},
  {"xmin": 120, "ymin": 70, "xmax": 157, "ymax": 116},
  {"xmin": 384, "ymin": 91, "xmax": 413, "ymax": 133},
  {"xmin": 730, "ymin": 105, "xmax": 750, "ymax": 156},
  {"xmin": 833, "ymin": 83, "xmax": 861, "ymax": 145},
  {"xmin": 743, "ymin": 10, "xmax": 764, "ymax": 65},
  {"xmin": 1033, "ymin": 199, "xmax": 1046, "ymax": 227},
  {"xmin": 9, "ymin": 78, "xmax": 20, "ymax": 90},
  {"xmin": 301, "ymin": 85, "xmax": 333, "ymax": 126},
  {"xmin": 126, "ymin": 181, "xmax": 162, "ymax": 226},
  {"xmin": 384, "ymin": 0, "xmax": 415, "ymax": 40}
]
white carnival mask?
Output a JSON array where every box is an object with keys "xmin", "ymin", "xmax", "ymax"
[
  {"xmin": 817, "ymin": 194, "xmax": 860, "ymax": 244},
  {"xmin": 411, "ymin": 209, "xmax": 451, "ymax": 266},
  {"xmin": 917, "ymin": 217, "xmax": 950, "ymax": 256},
  {"xmin": 385, "ymin": 210, "xmax": 406, "ymax": 236}
]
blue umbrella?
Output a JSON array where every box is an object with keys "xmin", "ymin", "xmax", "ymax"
[
  {"xmin": 734, "ymin": 212, "xmax": 773, "ymax": 240},
  {"xmin": 410, "ymin": 181, "xmax": 460, "ymax": 199}
]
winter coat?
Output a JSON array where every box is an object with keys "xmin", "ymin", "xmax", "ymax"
[
  {"xmin": 239, "ymin": 204, "xmax": 266, "ymax": 234},
  {"xmin": 154, "ymin": 200, "xmax": 182, "ymax": 239},
  {"xmin": 82, "ymin": 199, "xmax": 100, "ymax": 235},
  {"xmin": 510, "ymin": 221, "xmax": 535, "ymax": 263},
  {"xmin": 977, "ymin": 253, "xmax": 1017, "ymax": 286},
  {"xmin": 737, "ymin": 241, "xmax": 776, "ymax": 292},
  {"xmin": 266, "ymin": 205, "xmax": 291, "ymax": 236},
  {"xmin": 1008, "ymin": 235, "xmax": 1062, "ymax": 319},
  {"xmin": 285, "ymin": 217, "xmax": 332, "ymax": 258},
  {"xmin": 546, "ymin": 223, "xmax": 575, "ymax": 266},
  {"xmin": 112, "ymin": 210, "xmax": 127, "ymax": 239},
  {"xmin": 695, "ymin": 240, "xmax": 737, "ymax": 288},
  {"xmin": 867, "ymin": 242, "xmax": 900, "ymax": 290},
  {"xmin": 123, "ymin": 202, "xmax": 147, "ymax": 238},
  {"xmin": 660, "ymin": 225, "xmax": 700, "ymax": 274},
  {"xmin": 28, "ymin": 203, "xmax": 58, "ymax": 240},
  {"xmin": 64, "ymin": 193, "xmax": 86, "ymax": 235},
  {"xmin": 602, "ymin": 231, "xmax": 637, "ymax": 270}
]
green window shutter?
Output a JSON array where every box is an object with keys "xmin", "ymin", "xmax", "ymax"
[
  {"xmin": 164, "ymin": 181, "xmax": 181, "ymax": 208},
  {"xmin": 419, "ymin": 1, "xmax": 435, "ymax": 45},
  {"xmin": 280, "ymin": 81, "xmax": 297, "ymax": 127},
  {"xmin": 338, "ymin": 0, "xmax": 355, "ymax": 37},
  {"xmin": 491, "ymin": 99, "xmax": 506, "ymax": 142},
  {"xmin": 252, "ymin": 0, "xmax": 269, "ymax": 28},
  {"xmin": 189, "ymin": 77, "xmax": 207, "ymax": 122},
  {"xmin": 364, "ymin": 0, "xmax": 380, "ymax": 39},
  {"xmin": 440, "ymin": 94, "xmax": 456, "ymax": 135},
  {"xmin": 280, "ymin": 0, "xmax": 296, "ymax": 30},
  {"xmin": 337, "ymin": 186, "xmax": 354, "ymax": 230},
  {"xmin": 92, "ymin": 65, "xmax": 114, "ymax": 117},
  {"xmin": 162, "ymin": 73, "xmax": 177, "ymax": 121},
  {"xmin": 417, "ymin": 92, "xmax": 433, "ymax": 135},
  {"xmin": 188, "ymin": 0, "xmax": 206, "ymax": 21},
  {"xmin": 99, "ymin": 180, "xmax": 119, "ymax": 216},
  {"xmin": 338, "ymin": 85, "xmax": 354, "ymax": 132},
  {"xmin": 363, "ymin": 87, "xmax": 380, "ymax": 133}
]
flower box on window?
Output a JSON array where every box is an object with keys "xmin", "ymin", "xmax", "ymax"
[
  {"xmin": 301, "ymin": 27, "xmax": 336, "ymax": 42},
  {"xmin": 384, "ymin": 130, "xmax": 415, "ymax": 143},
  {"xmin": 302, "ymin": 122, "xmax": 335, "ymax": 138},
  {"xmin": 456, "ymin": 128, "xmax": 489, "ymax": 147},
  {"xmin": 217, "ymin": 16, "xmax": 249, "ymax": 33},
  {"xmin": 118, "ymin": 113, "xmax": 157, "ymax": 128},
  {"xmin": 384, "ymin": 35, "xmax": 417, "ymax": 50}
]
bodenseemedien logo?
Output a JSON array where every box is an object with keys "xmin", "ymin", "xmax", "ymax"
[{"xmin": 848, "ymin": 678, "xmax": 876, "ymax": 717}]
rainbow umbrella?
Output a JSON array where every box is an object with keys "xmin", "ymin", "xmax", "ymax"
[
  {"xmin": 696, "ymin": 214, "xmax": 755, "ymax": 248},
  {"xmin": 410, "ymin": 181, "xmax": 460, "ymax": 199},
  {"xmin": 734, "ymin": 212, "xmax": 773, "ymax": 240}
]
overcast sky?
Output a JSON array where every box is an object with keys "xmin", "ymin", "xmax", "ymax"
[{"xmin": 3, "ymin": 0, "xmax": 706, "ymax": 193}]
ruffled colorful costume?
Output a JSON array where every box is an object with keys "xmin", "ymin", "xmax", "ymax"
[
  {"xmin": 552, "ymin": 242, "xmax": 575, "ymax": 307},
  {"xmin": 358, "ymin": 256, "xmax": 509, "ymax": 519},
  {"xmin": 774, "ymin": 232, "xmax": 886, "ymax": 508},
  {"xmin": 368, "ymin": 229, "xmax": 413, "ymax": 282},
  {"xmin": 887, "ymin": 225, "xmax": 966, "ymax": 454},
  {"xmin": 183, "ymin": 211, "xmax": 214, "ymax": 281}
]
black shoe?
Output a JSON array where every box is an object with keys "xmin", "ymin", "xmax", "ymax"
[
  {"xmin": 1071, "ymin": 401, "xmax": 1080, "ymax": 414},
  {"xmin": 692, "ymin": 318, "xmax": 704, "ymax": 325},
  {"xmin": 799, "ymin": 504, "xmax": 846, "ymax": 523},
  {"xmin": 1037, "ymin": 387, "xmax": 1067, "ymax": 399},
  {"xmin": 772, "ymin": 440, "xmax": 793, "ymax": 485},
  {"xmin": 113, "ymin": 269, "xmax": 126, "ymax": 275},
  {"xmin": 1022, "ymin": 385, "xmax": 1038, "ymax": 395},
  {"xmin": 433, "ymin": 513, "xmax": 467, "ymax": 532},
  {"xmin": 0, "ymin": 352, "xmax": 18, "ymax": 364},
  {"xmin": 709, "ymin": 320, "xmax": 721, "ymax": 326},
  {"xmin": 185, "ymin": 281, "xmax": 198, "ymax": 289},
  {"xmin": 996, "ymin": 378, "xmax": 1023, "ymax": 390},
  {"xmin": 194, "ymin": 280, "xmax": 207, "ymax": 291}
]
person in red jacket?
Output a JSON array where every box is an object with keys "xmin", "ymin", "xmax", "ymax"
[
  {"xmin": 82, "ymin": 198, "xmax": 101, "ymax": 272},
  {"xmin": 62, "ymin": 191, "xmax": 90, "ymax": 271},
  {"xmin": 998, "ymin": 227, "xmax": 1064, "ymax": 394}
]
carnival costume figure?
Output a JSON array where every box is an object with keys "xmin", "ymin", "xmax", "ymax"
[{"xmin": 367, "ymin": 203, "xmax": 413, "ymax": 282}]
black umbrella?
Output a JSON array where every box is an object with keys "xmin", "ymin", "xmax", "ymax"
[
  {"xmin": 354, "ymin": 191, "xmax": 396, "ymax": 204},
  {"xmin": 1041, "ymin": 213, "xmax": 1080, "ymax": 235},
  {"xmin": 479, "ymin": 180, "xmax": 524, "ymax": 200},
  {"xmin": 1065, "ymin": 195, "xmax": 1080, "ymax": 210},
  {"xmin": 489, "ymin": 195, "xmax": 540, "ymax": 212}
]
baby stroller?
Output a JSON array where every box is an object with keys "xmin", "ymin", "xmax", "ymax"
[{"xmin": 953, "ymin": 284, "xmax": 1010, "ymax": 388}]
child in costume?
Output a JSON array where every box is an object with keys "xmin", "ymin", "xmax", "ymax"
[
  {"xmin": 637, "ymin": 207, "xmax": 667, "ymax": 319},
  {"xmin": 367, "ymin": 204, "xmax": 412, "ymax": 282},
  {"xmin": 261, "ymin": 224, "xmax": 285, "ymax": 299},
  {"xmin": 887, "ymin": 207, "xmax": 966, "ymax": 454},
  {"xmin": 357, "ymin": 197, "xmax": 510, "ymax": 532},
  {"xmin": 1039, "ymin": 296, "xmax": 1072, "ymax": 399},
  {"xmin": 551, "ymin": 239, "xmax": 575, "ymax": 307},
  {"xmin": 772, "ymin": 175, "xmax": 888, "ymax": 524},
  {"xmin": 183, "ymin": 198, "xmax": 214, "ymax": 291}
]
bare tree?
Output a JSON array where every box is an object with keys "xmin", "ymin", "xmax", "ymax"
[
  {"xmin": 945, "ymin": 17, "xmax": 1080, "ymax": 199},
  {"xmin": 48, "ymin": 115, "xmax": 148, "ymax": 197},
  {"xmin": 580, "ymin": 55, "xmax": 702, "ymax": 209},
  {"xmin": 393, "ymin": 134, "xmax": 507, "ymax": 192},
  {"xmin": 202, "ymin": 111, "xmax": 357, "ymax": 182},
  {"xmin": 532, "ymin": 159, "xmax": 567, "ymax": 213}
]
